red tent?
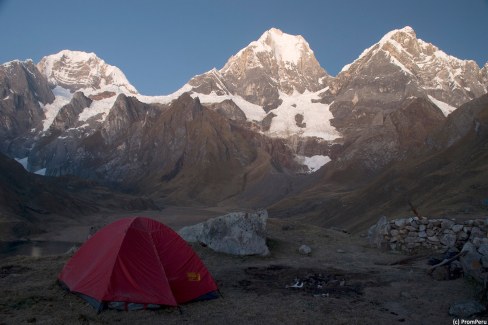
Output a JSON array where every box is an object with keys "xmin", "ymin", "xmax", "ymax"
[{"xmin": 59, "ymin": 216, "xmax": 218, "ymax": 311}]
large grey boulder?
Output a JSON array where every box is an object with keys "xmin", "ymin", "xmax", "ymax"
[
  {"xmin": 178, "ymin": 210, "xmax": 270, "ymax": 256},
  {"xmin": 368, "ymin": 216, "xmax": 390, "ymax": 248}
]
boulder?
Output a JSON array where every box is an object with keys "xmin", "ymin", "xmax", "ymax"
[
  {"xmin": 298, "ymin": 245, "xmax": 312, "ymax": 255},
  {"xmin": 178, "ymin": 210, "xmax": 270, "ymax": 256}
]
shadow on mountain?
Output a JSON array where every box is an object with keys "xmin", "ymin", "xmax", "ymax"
[
  {"xmin": 0, "ymin": 153, "xmax": 158, "ymax": 240},
  {"xmin": 270, "ymin": 94, "xmax": 488, "ymax": 233}
]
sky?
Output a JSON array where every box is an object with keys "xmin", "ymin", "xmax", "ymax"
[{"xmin": 1, "ymin": 0, "xmax": 487, "ymax": 95}]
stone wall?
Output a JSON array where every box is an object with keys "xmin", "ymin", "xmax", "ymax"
[{"xmin": 368, "ymin": 216, "xmax": 488, "ymax": 253}]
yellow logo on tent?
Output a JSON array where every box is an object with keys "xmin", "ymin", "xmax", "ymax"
[{"xmin": 187, "ymin": 272, "xmax": 201, "ymax": 281}]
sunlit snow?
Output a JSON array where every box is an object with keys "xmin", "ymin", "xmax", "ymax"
[
  {"xmin": 42, "ymin": 86, "xmax": 73, "ymax": 131},
  {"xmin": 296, "ymin": 155, "xmax": 331, "ymax": 173},
  {"xmin": 267, "ymin": 91, "xmax": 340, "ymax": 140},
  {"xmin": 428, "ymin": 95, "xmax": 457, "ymax": 116}
]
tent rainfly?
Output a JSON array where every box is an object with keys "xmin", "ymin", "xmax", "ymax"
[{"xmin": 58, "ymin": 216, "xmax": 218, "ymax": 311}]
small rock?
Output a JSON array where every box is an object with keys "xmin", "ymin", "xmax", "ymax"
[
  {"xmin": 426, "ymin": 229, "xmax": 436, "ymax": 237},
  {"xmin": 470, "ymin": 227, "xmax": 484, "ymax": 239},
  {"xmin": 441, "ymin": 220, "xmax": 455, "ymax": 230},
  {"xmin": 472, "ymin": 237, "xmax": 483, "ymax": 248},
  {"xmin": 451, "ymin": 224, "xmax": 463, "ymax": 233},
  {"xmin": 418, "ymin": 231, "xmax": 427, "ymax": 238},
  {"xmin": 298, "ymin": 245, "xmax": 312, "ymax": 255},
  {"xmin": 449, "ymin": 299, "xmax": 486, "ymax": 318},
  {"xmin": 419, "ymin": 225, "xmax": 426, "ymax": 232},
  {"xmin": 473, "ymin": 219, "xmax": 483, "ymax": 227},
  {"xmin": 390, "ymin": 229, "xmax": 399, "ymax": 237},
  {"xmin": 440, "ymin": 234, "xmax": 457, "ymax": 247},
  {"xmin": 457, "ymin": 231, "xmax": 469, "ymax": 241},
  {"xmin": 427, "ymin": 236, "xmax": 440, "ymax": 242},
  {"xmin": 478, "ymin": 244, "xmax": 488, "ymax": 256},
  {"xmin": 431, "ymin": 220, "xmax": 442, "ymax": 227},
  {"xmin": 404, "ymin": 236, "xmax": 419, "ymax": 244},
  {"xmin": 394, "ymin": 219, "xmax": 406, "ymax": 228}
]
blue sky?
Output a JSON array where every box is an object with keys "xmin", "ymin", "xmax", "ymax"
[{"xmin": 1, "ymin": 0, "xmax": 487, "ymax": 95}]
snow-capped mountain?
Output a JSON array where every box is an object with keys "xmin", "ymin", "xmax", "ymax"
[
  {"xmin": 306, "ymin": 26, "xmax": 488, "ymax": 171},
  {"xmin": 37, "ymin": 50, "xmax": 137, "ymax": 96},
  {"xmin": 1, "ymin": 26, "xmax": 488, "ymax": 207},
  {"xmin": 332, "ymin": 26, "xmax": 487, "ymax": 111},
  {"xmin": 219, "ymin": 28, "xmax": 329, "ymax": 106},
  {"xmin": 184, "ymin": 28, "xmax": 339, "ymax": 142}
]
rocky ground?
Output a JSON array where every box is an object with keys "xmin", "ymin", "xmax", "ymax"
[{"xmin": 0, "ymin": 210, "xmax": 487, "ymax": 324}]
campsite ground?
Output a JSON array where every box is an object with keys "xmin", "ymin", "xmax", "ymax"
[{"xmin": 0, "ymin": 208, "xmax": 485, "ymax": 324}]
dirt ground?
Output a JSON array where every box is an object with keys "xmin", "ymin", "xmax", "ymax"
[{"xmin": 0, "ymin": 210, "xmax": 486, "ymax": 324}]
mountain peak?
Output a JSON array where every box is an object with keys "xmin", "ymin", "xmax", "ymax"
[
  {"xmin": 253, "ymin": 28, "xmax": 311, "ymax": 64},
  {"xmin": 37, "ymin": 50, "xmax": 137, "ymax": 95},
  {"xmin": 381, "ymin": 26, "xmax": 416, "ymax": 41}
]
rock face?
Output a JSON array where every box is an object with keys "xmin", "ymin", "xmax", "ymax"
[
  {"xmin": 218, "ymin": 28, "xmax": 329, "ymax": 110},
  {"xmin": 329, "ymin": 26, "xmax": 486, "ymax": 109},
  {"xmin": 178, "ymin": 210, "xmax": 270, "ymax": 256},
  {"xmin": 320, "ymin": 26, "xmax": 488, "ymax": 171},
  {"xmin": 0, "ymin": 60, "xmax": 54, "ymax": 156},
  {"xmin": 25, "ymin": 91, "xmax": 304, "ymax": 204}
]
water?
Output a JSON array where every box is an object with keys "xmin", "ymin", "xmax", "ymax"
[{"xmin": 0, "ymin": 241, "xmax": 78, "ymax": 258}]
